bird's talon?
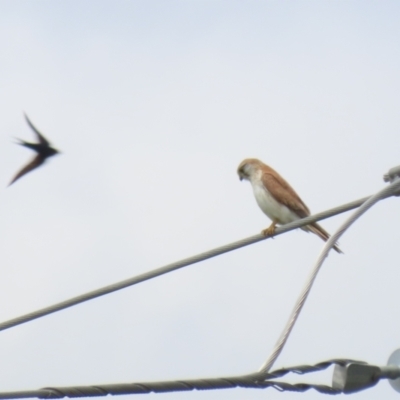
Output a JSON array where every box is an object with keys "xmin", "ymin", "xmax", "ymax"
[{"xmin": 262, "ymin": 223, "xmax": 276, "ymax": 237}]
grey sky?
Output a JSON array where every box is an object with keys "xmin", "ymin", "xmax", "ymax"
[{"xmin": 0, "ymin": 1, "xmax": 399, "ymax": 399}]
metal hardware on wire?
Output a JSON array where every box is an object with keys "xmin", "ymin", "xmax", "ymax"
[
  {"xmin": 333, "ymin": 361, "xmax": 400, "ymax": 394},
  {"xmin": 384, "ymin": 164, "xmax": 400, "ymax": 185}
]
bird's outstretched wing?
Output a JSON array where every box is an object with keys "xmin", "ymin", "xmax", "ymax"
[
  {"xmin": 8, "ymin": 155, "xmax": 45, "ymax": 186},
  {"xmin": 24, "ymin": 113, "xmax": 51, "ymax": 146}
]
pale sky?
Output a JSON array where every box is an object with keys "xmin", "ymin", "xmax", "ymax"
[{"xmin": 0, "ymin": 1, "xmax": 400, "ymax": 399}]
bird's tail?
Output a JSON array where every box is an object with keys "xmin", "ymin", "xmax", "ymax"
[{"xmin": 305, "ymin": 222, "xmax": 343, "ymax": 254}]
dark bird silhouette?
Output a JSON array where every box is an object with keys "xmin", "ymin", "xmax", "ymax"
[{"xmin": 9, "ymin": 114, "xmax": 60, "ymax": 186}]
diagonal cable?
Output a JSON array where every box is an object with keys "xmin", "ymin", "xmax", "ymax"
[{"xmin": 0, "ymin": 194, "xmax": 376, "ymax": 333}]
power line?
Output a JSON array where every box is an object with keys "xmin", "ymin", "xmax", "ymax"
[
  {"xmin": 0, "ymin": 359, "xmax": 361, "ymax": 398},
  {"xmin": 1, "ymin": 358, "xmax": 399, "ymax": 398},
  {"xmin": 0, "ymin": 194, "xmax": 379, "ymax": 333}
]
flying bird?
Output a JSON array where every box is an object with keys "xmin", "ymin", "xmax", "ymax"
[
  {"xmin": 237, "ymin": 158, "xmax": 342, "ymax": 253},
  {"xmin": 9, "ymin": 114, "xmax": 60, "ymax": 186}
]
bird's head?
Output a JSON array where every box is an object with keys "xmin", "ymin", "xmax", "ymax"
[
  {"xmin": 237, "ymin": 158, "xmax": 263, "ymax": 181},
  {"xmin": 49, "ymin": 147, "xmax": 61, "ymax": 157}
]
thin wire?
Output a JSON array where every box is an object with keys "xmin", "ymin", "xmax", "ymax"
[
  {"xmin": 0, "ymin": 359, "xmax": 358, "ymax": 398},
  {"xmin": 256, "ymin": 178, "xmax": 400, "ymax": 377},
  {"xmin": 0, "ymin": 382, "xmax": 342, "ymax": 399},
  {"xmin": 0, "ymin": 195, "xmax": 374, "ymax": 333}
]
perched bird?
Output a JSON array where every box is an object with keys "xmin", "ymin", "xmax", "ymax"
[
  {"xmin": 237, "ymin": 158, "xmax": 342, "ymax": 253},
  {"xmin": 9, "ymin": 114, "xmax": 60, "ymax": 186}
]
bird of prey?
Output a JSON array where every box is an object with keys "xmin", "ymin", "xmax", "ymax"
[
  {"xmin": 9, "ymin": 114, "xmax": 60, "ymax": 186},
  {"xmin": 237, "ymin": 158, "xmax": 342, "ymax": 253}
]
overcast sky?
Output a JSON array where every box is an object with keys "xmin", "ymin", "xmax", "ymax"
[{"xmin": 0, "ymin": 1, "xmax": 400, "ymax": 399}]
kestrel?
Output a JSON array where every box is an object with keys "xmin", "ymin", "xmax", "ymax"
[
  {"xmin": 237, "ymin": 158, "xmax": 342, "ymax": 253},
  {"xmin": 9, "ymin": 114, "xmax": 60, "ymax": 186}
]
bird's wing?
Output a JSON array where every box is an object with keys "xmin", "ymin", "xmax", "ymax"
[
  {"xmin": 24, "ymin": 114, "xmax": 51, "ymax": 146},
  {"xmin": 261, "ymin": 171, "xmax": 310, "ymax": 218},
  {"xmin": 8, "ymin": 155, "xmax": 45, "ymax": 186}
]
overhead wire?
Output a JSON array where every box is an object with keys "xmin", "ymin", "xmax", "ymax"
[
  {"xmin": 0, "ymin": 359, "xmax": 360, "ymax": 398},
  {"xmin": 0, "ymin": 194, "xmax": 378, "ymax": 333}
]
